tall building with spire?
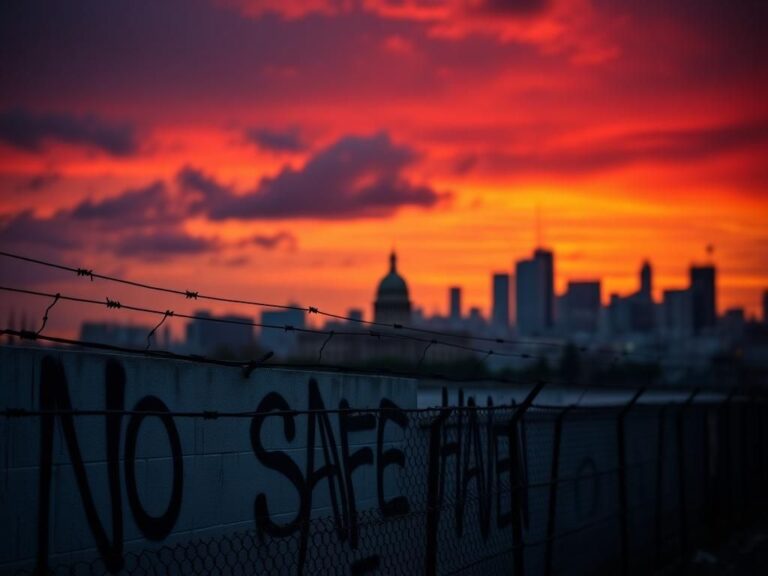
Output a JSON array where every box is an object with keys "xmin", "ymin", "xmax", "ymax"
[
  {"xmin": 690, "ymin": 264, "xmax": 716, "ymax": 334},
  {"xmin": 608, "ymin": 260, "xmax": 656, "ymax": 334},
  {"xmin": 640, "ymin": 260, "xmax": 652, "ymax": 297},
  {"xmin": 374, "ymin": 251, "xmax": 412, "ymax": 325}
]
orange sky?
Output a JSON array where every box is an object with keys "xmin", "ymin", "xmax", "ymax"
[{"xmin": 0, "ymin": 0, "xmax": 766, "ymax": 336}]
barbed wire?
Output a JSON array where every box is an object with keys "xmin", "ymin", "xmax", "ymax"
[
  {"xmin": 0, "ymin": 284, "xmax": 569, "ymax": 364},
  {"xmin": 0, "ymin": 250, "xmax": 690, "ymax": 365},
  {"xmin": 0, "ymin": 282, "xmax": 727, "ymax": 375}
]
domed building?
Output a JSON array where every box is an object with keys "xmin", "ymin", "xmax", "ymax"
[{"xmin": 374, "ymin": 251, "xmax": 411, "ymax": 325}]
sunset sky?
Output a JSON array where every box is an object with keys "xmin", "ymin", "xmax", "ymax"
[{"xmin": 1, "ymin": 0, "xmax": 767, "ymax": 337}]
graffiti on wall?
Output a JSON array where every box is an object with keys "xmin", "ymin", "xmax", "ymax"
[{"xmin": 27, "ymin": 355, "xmax": 552, "ymax": 575}]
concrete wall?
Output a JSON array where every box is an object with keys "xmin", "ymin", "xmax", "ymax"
[
  {"xmin": 0, "ymin": 346, "xmax": 741, "ymax": 575},
  {"xmin": 0, "ymin": 347, "xmax": 416, "ymax": 574}
]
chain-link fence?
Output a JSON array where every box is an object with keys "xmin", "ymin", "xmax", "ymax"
[{"xmin": 10, "ymin": 393, "xmax": 768, "ymax": 576}]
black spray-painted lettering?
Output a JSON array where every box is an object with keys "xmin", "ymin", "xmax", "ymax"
[
  {"xmin": 424, "ymin": 390, "xmax": 531, "ymax": 574},
  {"xmin": 251, "ymin": 378, "xmax": 407, "ymax": 574},
  {"xmin": 124, "ymin": 395, "xmax": 184, "ymax": 541},
  {"xmin": 35, "ymin": 357, "xmax": 184, "ymax": 574},
  {"xmin": 37, "ymin": 356, "xmax": 125, "ymax": 573}
]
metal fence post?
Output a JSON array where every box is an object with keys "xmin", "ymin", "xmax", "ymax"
[
  {"xmin": 425, "ymin": 405, "xmax": 452, "ymax": 576},
  {"xmin": 544, "ymin": 405, "xmax": 571, "ymax": 576},
  {"xmin": 721, "ymin": 392, "xmax": 735, "ymax": 540},
  {"xmin": 654, "ymin": 404, "xmax": 668, "ymax": 568},
  {"xmin": 676, "ymin": 388, "xmax": 699, "ymax": 573},
  {"xmin": 617, "ymin": 387, "xmax": 646, "ymax": 576},
  {"xmin": 508, "ymin": 381, "xmax": 545, "ymax": 576}
]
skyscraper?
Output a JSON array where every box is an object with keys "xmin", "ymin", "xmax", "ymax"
[
  {"xmin": 534, "ymin": 248, "xmax": 555, "ymax": 328},
  {"xmin": 516, "ymin": 251, "xmax": 553, "ymax": 337},
  {"xmin": 640, "ymin": 260, "xmax": 652, "ymax": 298},
  {"xmin": 563, "ymin": 281, "xmax": 601, "ymax": 333},
  {"xmin": 449, "ymin": 286, "xmax": 462, "ymax": 322},
  {"xmin": 608, "ymin": 260, "xmax": 655, "ymax": 334},
  {"xmin": 763, "ymin": 289, "xmax": 768, "ymax": 324},
  {"xmin": 491, "ymin": 273, "xmax": 510, "ymax": 331},
  {"xmin": 662, "ymin": 289, "xmax": 693, "ymax": 338},
  {"xmin": 690, "ymin": 265, "xmax": 716, "ymax": 334}
]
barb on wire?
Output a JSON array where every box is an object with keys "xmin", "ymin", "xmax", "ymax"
[
  {"xmin": 76, "ymin": 268, "xmax": 93, "ymax": 281},
  {"xmin": 318, "ymin": 330, "xmax": 335, "ymax": 361},
  {"xmin": 146, "ymin": 310, "xmax": 174, "ymax": 350},
  {"xmin": 105, "ymin": 297, "xmax": 122, "ymax": 309},
  {"xmin": 36, "ymin": 292, "xmax": 60, "ymax": 337}
]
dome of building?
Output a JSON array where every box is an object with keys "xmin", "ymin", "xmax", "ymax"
[
  {"xmin": 377, "ymin": 252, "xmax": 409, "ymax": 300},
  {"xmin": 374, "ymin": 251, "xmax": 411, "ymax": 324}
]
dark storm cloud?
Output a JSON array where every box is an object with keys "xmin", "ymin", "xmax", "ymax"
[
  {"xmin": 175, "ymin": 166, "xmax": 232, "ymax": 216},
  {"xmin": 0, "ymin": 178, "xmax": 301, "ymax": 260},
  {"xmin": 71, "ymin": 181, "xmax": 174, "ymax": 225},
  {"xmin": 113, "ymin": 230, "xmax": 217, "ymax": 259},
  {"xmin": 0, "ymin": 109, "xmax": 139, "ymax": 156},
  {"xmin": 242, "ymin": 232, "xmax": 297, "ymax": 250},
  {"xmin": 179, "ymin": 133, "xmax": 447, "ymax": 219},
  {"xmin": 0, "ymin": 203, "xmax": 217, "ymax": 260},
  {"xmin": 0, "ymin": 210, "xmax": 80, "ymax": 248},
  {"xmin": 245, "ymin": 127, "xmax": 307, "ymax": 152}
]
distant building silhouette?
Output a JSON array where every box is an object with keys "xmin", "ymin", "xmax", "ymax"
[
  {"xmin": 640, "ymin": 260, "xmax": 652, "ymax": 297},
  {"xmin": 80, "ymin": 322, "xmax": 156, "ymax": 348},
  {"xmin": 491, "ymin": 273, "xmax": 510, "ymax": 332},
  {"xmin": 467, "ymin": 306, "xmax": 487, "ymax": 335},
  {"xmin": 297, "ymin": 251, "xmax": 473, "ymax": 365},
  {"xmin": 449, "ymin": 286, "xmax": 462, "ymax": 322},
  {"xmin": 608, "ymin": 261, "xmax": 655, "ymax": 334},
  {"xmin": 261, "ymin": 308, "xmax": 305, "ymax": 359},
  {"xmin": 516, "ymin": 249, "xmax": 555, "ymax": 337},
  {"xmin": 534, "ymin": 248, "xmax": 555, "ymax": 328},
  {"xmin": 722, "ymin": 308, "xmax": 745, "ymax": 341},
  {"xmin": 185, "ymin": 310, "xmax": 254, "ymax": 355},
  {"xmin": 763, "ymin": 289, "xmax": 768, "ymax": 324},
  {"xmin": 690, "ymin": 265, "xmax": 716, "ymax": 334},
  {"xmin": 347, "ymin": 308, "xmax": 364, "ymax": 323},
  {"xmin": 374, "ymin": 251, "xmax": 411, "ymax": 325},
  {"xmin": 563, "ymin": 280, "xmax": 601, "ymax": 334},
  {"xmin": 662, "ymin": 289, "xmax": 693, "ymax": 338}
]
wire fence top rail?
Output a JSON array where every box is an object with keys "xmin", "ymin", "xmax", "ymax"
[{"xmin": 2, "ymin": 328, "xmax": 751, "ymax": 400}]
